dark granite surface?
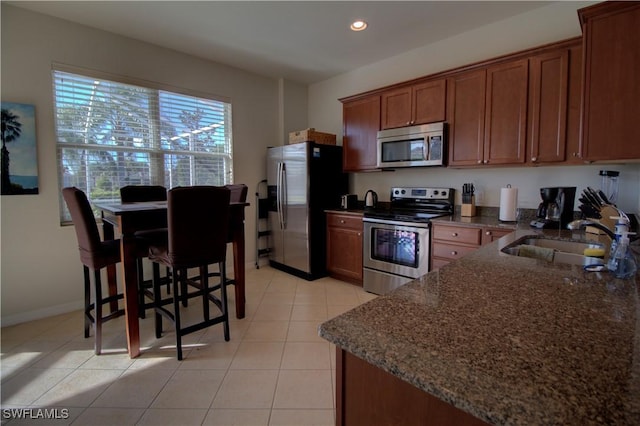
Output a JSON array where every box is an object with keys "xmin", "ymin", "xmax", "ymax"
[{"xmin": 319, "ymin": 229, "xmax": 640, "ymax": 425}]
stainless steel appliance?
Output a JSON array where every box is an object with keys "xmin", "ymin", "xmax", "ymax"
[
  {"xmin": 340, "ymin": 194, "xmax": 357, "ymax": 210},
  {"xmin": 364, "ymin": 190, "xmax": 378, "ymax": 208},
  {"xmin": 363, "ymin": 186, "xmax": 454, "ymax": 295},
  {"xmin": 530, "ymin": 186, "xmax": 576, "ymax": 229},
  {"xmin": 377, "ymin": 122, "xmax": 446, "ymax": 168},
  {"xmin": 267, "ymin": 142, "xmax": 347, "ymax": 280}
]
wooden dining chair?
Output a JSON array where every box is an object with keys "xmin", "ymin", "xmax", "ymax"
[
  {"xmin": 119, "ymin": 185, "xmax": 169, "ymax": 318},
  {"xmin": 148, "ymin": 186, "xmax": 231, "ymax": 360},
  {"xmin": 62, "ymin": 187, "xmax": 125, "ymax": 355}
]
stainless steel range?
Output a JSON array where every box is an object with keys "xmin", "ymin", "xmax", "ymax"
[{"xmin": 363, "ymin": 186, "xmax": 454, "ymax": 295}]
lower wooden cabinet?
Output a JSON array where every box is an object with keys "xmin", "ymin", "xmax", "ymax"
[
  {"xmin": 336, "ymin": 349, "xmax": 489, "ymax": 426},
  {"xmin": 431, "ymin": 222, "xmax": 512, "ymax": 269},
  {"xmin": 326, "ymin": 212, "xmax": 363, "ymax": 285}
]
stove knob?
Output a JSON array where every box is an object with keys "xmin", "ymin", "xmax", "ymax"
[
  {"xmin": 441, "ymin": 191, "xmax": 447, "ymax": 196},
  {"xmin": 394, "ymin": 189, "xmax": 399, "ymax": 195},
  {"xmin": 401, "ymin": 189, "xmax": 406, "ymax": 194},
  {"xmin": 433, "ymin": 190, "xmax": 439, "ymax": 195}
]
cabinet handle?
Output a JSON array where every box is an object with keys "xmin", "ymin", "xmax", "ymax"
[
  {"xmin": 485, "ymin": 231, "xmax": 491, "ymax": 236},
  {"xmin": 477, "ymin": 160, "xmax": 482, "ymax": 164},
  {"xmin": 452, "ymin": 232, "xmax": 458, "ymax": 237},
  {"xmin": 483, "ymin": 160, "xmax": 488, "ymax": 164},
  {"xmin": 357, "ymin": 232, "xmax": 361, "ymax": 236},
  {"xmin": 532, "ymin": 157, "xmax": 538, "ymax": 162},
  {"xmin": 451, "ymin": 251, "xmax": 458, "ymax": 256},
  {"xmin": 340, "ymin": 220, "xmax": 345, "ymax": 224}
]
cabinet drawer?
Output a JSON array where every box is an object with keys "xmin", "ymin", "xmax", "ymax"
[
  {"xmin": 432, "ymin": 225, "xmax": 482, "ymax": 246},
  {"xmin": 327, "ymin": 214, "xmax": 362, "ymax": 231},
  {"xmin": 432, "ymin": 242, "xmax": 477, "ymax": 260}
]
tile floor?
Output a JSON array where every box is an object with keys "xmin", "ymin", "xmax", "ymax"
[{"xmin": 0, "ymin": 266, "xmax": 376, "ymax": 425}]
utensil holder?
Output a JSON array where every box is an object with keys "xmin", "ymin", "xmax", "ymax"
[{"xmin": 461, "ymin": 196, "xmax": 476, "ymax": 217}]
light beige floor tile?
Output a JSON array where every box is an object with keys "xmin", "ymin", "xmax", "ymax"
[
  {"xmin": 0, "ymin": 368, "xmax": 73, "ymax": 405},
  {"xmin": 151, "ymin": 369, "xmax": 225, "ymax": 408},
  {"xmin": 326, "ymin": 305, "xmax": 356, "ymax": 319},
  {"xmin": 243, "ymin": 321, "xmax": 289, "ymax": 342},
  {"xmin": 325, "ymin": 289, "xmax": 360, "ymax": 306},
  {"xmin": 259, "ymin": 292, "xmax": 296, "ymax": 305},
  {"xmin": 266, "ymin": 278, "xmax": 298, "ymax": 293},
  {"xmin": 273, "ymin": 370, "xmax": 333, "ymax": 409},
  {"xmin": 30, "ymin": 340, "xmax": 95, "ymax": 369},
  {"xmin": 77, "ymin": 351, "xmax": 136, "ymax": 370},
  {"xmin": 212, "ymin": 370, "xmax": 278, "ymax": 409},
  {"xmin": 203, "ymin": 408, "xmax": 270, "ymax": 425},
  {"xmin": 280, "ymin": 342, "xmax": 331, "ymax": 370},
  {"xmin": 253, "ymin": 304, "xmax": 292, "ymax": 321},
  {"xmin": 137, "ymin": 408, "xmax": 208, "ymax": 425},
  {"xmin": 177, "ymin": 341, "xmax": 239, "ymax": 370},
  {"xmin": 286, "ymin": 321, "xmax": 325, "ymax": 343},
  {"xmin": 230, "ymin": 342, "xmax": 284, "ymax": 370},
  {"xmin": 1, "ymin": 340, "xmax": 67, "ymax": 369},
  {"xmin": 293, "ymin": 291, "xmax": 327, "ymax": 305},
  {"xmin": 33, "ymin": 368, "xmax": 123, "ymax": 407},
  {"xmin": 71, "ymin": 407, "xmax": 144, "ymax": 425},
  {"xmin": 290, "ymin": 305, "xmax": 328, "ymax": 321},
  {"xmin": 90, "ymin": 368, "xmax": 173, "ymax": 408},
  {"xmin": 269, "ymin": 409, "xmax": 334, "ymax": 426}
]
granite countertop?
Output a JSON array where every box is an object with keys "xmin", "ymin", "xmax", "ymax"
[{"xmin": 319, "ymin": 229, "xmax": 640, "ymax": 425}]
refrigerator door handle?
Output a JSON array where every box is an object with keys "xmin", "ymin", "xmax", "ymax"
[
  {"xmin": 281, "ymin": 162, "xmax": 287, "ymax": 228},
  {"xmin": 277, "ymin": 162, "xmax": 284, "ymax": 229}
]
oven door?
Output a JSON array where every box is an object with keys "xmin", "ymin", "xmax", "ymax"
[{"xmin": 363, "ymin": 218, "xmax": 430, "ymax": 279}]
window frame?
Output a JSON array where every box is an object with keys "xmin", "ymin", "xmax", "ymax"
[{"xmin": 52, "ymin": 64, "xmax": 233, "ymax": 223}]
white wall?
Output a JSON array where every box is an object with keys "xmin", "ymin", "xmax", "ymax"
[
  {"xmin": 307, "ymin": 1, "xmax": 640, "ymax": 215},
  {"xmin": 1, "ymin": 5, "xmax": 280, "ymax": 325}
]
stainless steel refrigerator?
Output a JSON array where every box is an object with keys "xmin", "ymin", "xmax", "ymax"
[{"xmin": 267, "ymin": 142, "xmax": 347, "ymax": 280}]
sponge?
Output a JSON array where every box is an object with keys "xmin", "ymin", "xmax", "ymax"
[
  {"xmin": 518, "ymin": 245, "xmax": 555, "ymax": 262},
  {"xmin": 583, "ymin": 247, "xmax": 605, "ymax": 258}
]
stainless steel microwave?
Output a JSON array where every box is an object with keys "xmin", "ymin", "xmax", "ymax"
[{"xmin": 377, "ymin": 122, "xmax": 446, "ymax": 168}]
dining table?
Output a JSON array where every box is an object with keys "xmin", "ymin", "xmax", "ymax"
[{"xmin": 95, "ymin": 199, "xmax": 249, "ymax": 358}]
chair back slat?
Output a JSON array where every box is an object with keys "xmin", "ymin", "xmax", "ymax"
[
  {"xmin": 167, "ymin": 186, "xmax": 230, "ymax": 267},
  {"xmin": 120, "ymin": 185, "xmax": 167, "ymax": 203},
  {"xmin": 225, "ymin": 184, "xmax": 248, "ymax": 203}
]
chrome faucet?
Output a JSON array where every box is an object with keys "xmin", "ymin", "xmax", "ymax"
[{"xmin": 567, "ymin": 219, "xmax": 616, "ymax": 240}]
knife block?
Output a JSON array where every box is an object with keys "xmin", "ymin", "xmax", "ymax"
[{"xmin": 461, "ymin": 196, "xmax": 476, "ymax": 217}]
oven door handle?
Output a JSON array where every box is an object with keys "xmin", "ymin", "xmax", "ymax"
[{"xmin": 363, "ymin": 217, "xmax": 432, "ymax": 229}]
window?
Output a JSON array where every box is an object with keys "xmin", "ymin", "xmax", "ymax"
[{"xmin": 53, "ymin": 68, "xmax": 233, "ymax": 222}]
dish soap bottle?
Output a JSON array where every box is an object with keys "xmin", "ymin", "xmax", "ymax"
[
  {"xmin": 607, "ymin": 216, "xmax": 630, "ymax": 272},
  {"xmin": 608, "ymin": 231, "xmax": 637, "ymax": 279}
]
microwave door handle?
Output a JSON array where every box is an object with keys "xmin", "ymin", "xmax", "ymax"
[{"xmin": 423, "ymin": 137, "xmax": 429, "ymax": 161}]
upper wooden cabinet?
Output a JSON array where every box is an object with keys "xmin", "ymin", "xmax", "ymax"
[
  {"xmin": 484, "ymin": 59, "xmax": 528, "ymax": 165},
  {"xmin": 528, "ymin": 49, "xmax": 569, "ymax": 164},
  {"xmin": 579, "ymin": 2, "xmax": 640, "ymax": 161},
  {"xmin": 448, "ymin": 59, "xmax": 527, "ymax": 167},
  {"xmin": 380, "ymin": 79, "xmax": 446, "ymax": 129},
  {"xmin": 447, "ymin": 69, "xmax": 486, "ymax": 166},
  {"xmin": 565, "ymin": 42, "xmax": 584, "ymax": 164},
  {"xmin": 342, "ymin": 95, "xmax": 380, "ymax": 172}
]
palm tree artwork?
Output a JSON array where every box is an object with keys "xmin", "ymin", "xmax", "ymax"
[{"xmin": 1, "ymin": 102, "xmax": 38, "ymax": 195}]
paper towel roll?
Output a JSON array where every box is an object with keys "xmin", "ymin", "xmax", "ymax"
[{"xmin": 499, "ymin": 186, "xmax": 518, "ymax": 222}]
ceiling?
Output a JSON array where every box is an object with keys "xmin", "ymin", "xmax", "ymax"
[{"xmin": 8, "ymin": 1, "xmax": 553, "ymax": 84}]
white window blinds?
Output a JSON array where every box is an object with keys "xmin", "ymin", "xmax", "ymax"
[{"xmin": 53, "ymin": 69, "xmax": 233, "ymax": 222}]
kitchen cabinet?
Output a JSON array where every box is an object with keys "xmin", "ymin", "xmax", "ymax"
[
  {"xmin": 579, "ymin": 2, "xmax": 640, "ymax": 161},
  {"xmin": 447, "ymin": 69, "xmax": 487, "ymax": 166},
  {"xmin": 484, "ymin": 59, "xmax": 528, "ymax": 165},
  {"xmin": 326, "ymin": 212, "xmax": 363, "ymax": 285},
  {"xmin": 431, "ymin": 222, "xmax": 513, "ymax": 269},
  {"xmin": 381, "ymin": 79, "xmax": 446, "ymax": 129},
  {"xmin": 341, "ymin": 95, "xmax": 380, "ymax": 172},
  {"xmin": 335, "ymin": 349, "xmax": 489, "ymax": 426},
  {"xmin": 528, "ymin": 49, "xmax": 569, "ymax": 164},
  {"xmin": 447, "ymin": 59, "xmax": 528, "ymax": 167},
  {"xmin": 565, "ymin": 42, "xmax": 584, "ymax": 164}
]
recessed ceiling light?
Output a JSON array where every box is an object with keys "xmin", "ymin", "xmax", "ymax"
[{"xmin": 350, "ymin": 20, "xmax": 368, "ymax": 31}]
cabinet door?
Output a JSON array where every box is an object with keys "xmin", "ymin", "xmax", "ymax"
[
  {"xmin": 565, "ymin": 43, "xmax": 584, "ymax": 164},
  {"xmin": 447, "ymin": 69, "xmax": 486, "ymax": 166},
  {"xmin": 381, "ymin": 86, "xmax": 412, "ymax": 129},
  {"xmin": 529, "ymin": 50, "xmax": 568, "ymax": 164},
  {"xmin": 580, "ymin": 2, "xmax": 640, "ymax": 161},
  {"xmin": 484, "ymin": 59, "xmax": 528, "ymax": 165},
  {"xmin": 413, "ymin": 79, "xmax": 446, "ymax": 125},
  {"xmin": 342, "ymin": 96, "xmax": 380, "ymax": 171},
  {"xmin": 327, "ymin": 214, "xmax": 363, "ymax": 285}
]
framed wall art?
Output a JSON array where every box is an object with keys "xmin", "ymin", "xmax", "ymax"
[{"xmin": 1, "ymin": 102, "xmax": 38, "ymax": 195}]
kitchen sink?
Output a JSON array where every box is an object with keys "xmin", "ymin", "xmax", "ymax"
[{"xmin": 500, "ymin": 236, "xmax": 606, "ymax": 267}]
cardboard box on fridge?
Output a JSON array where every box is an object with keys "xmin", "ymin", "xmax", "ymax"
[{"xmin": 288, "ymin": 128, "xmax": 336, "ymax": 145}]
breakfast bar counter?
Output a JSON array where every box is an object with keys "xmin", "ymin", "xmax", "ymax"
[{"xmin": 319, "ymin": 229, "xmax": 640, "ymax": 425}]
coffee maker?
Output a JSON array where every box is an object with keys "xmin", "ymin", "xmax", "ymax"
[{"xmin": 530, "ymin": 187, "xmax": 576, "ymax": 229}]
